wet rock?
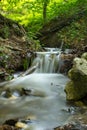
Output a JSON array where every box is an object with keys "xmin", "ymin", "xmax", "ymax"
[
  {"xmin": 1, "ymin": 88, "xmax": 22, "ymax": 99},
  {"xmin": 65, "ymin": 52, "xmax": 87, "ymax": 101},
  {"xmin": 4, "ymin": 119, "xmax": 18, "ymax": 126},
  {"xmin": 0, "ymin": 124, "xmax": 18, "ymax": 130},
  {"xmin": 62, "ymin": 110, "xmax": 87, "ymax": 130},
  {"xmin": 1, "ymin": 88, "xmax": 12, "ymax": 98},
  {"xmin": 58, "ymin": 53, "xmax": 74, "ymax": 74},
  {"xmin": 81, "ymin": 52, "xmax": 87, "ymax": 60},
  {"xmin": 2, "ymin": 117, "xmax": 36, "ymax": 130},
  {"xmin": 2, "ymin": 118, "xmax": 31, "ymax": 129},
  {"xmin": 22, "ymin": 87, "xmax": 47, "ymax": 97},
  {"xmin": 0, "ymin": 119, "xmax": 19, "ymax": 130},
  {"xmin": 15, "ymin": 122, "xmax": 27, "ymax": 129},
  {"xmin": 54, "ymin": 123, "xmax": 78, "ymax": 130},
  {"xmin": 0, "ymin": 68, "xmax": 13, "ymax": 82},
  {"xmin": 0, "ymin": 118, "xmax": 21, "ymax": 130},
  {"xmin": 55, "ymin": 106, "xmax": 84, "ymax": 130},
  {"xmin": 22, "ymin": 88, "xmax": 32, "ymax": 95}
]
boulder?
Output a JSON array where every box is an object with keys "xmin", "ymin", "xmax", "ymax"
[{"xmin": 65, "ymin": 52, "xmax": 87, "ymax": 101}]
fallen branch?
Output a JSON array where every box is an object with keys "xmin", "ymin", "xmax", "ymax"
[{"xmin": 19, "ymin": 63, "xmax": 39, "ymax": 77}]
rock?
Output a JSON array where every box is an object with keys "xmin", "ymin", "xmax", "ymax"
[
  {"xmin": 54, "ymin": 109, "xmax": 87, "ymax": 129},
  {"xmin": 65, "ymin": 52, "xmax": 87, "ymax": 101},
  {"xmin": 0, "ymin": 124, "xmax": 18, "ymax": 130},
  {"xmin": 22, "ymin": 88, "xmax": 47, "ymax": 97},
  {"xmin": 58, "ymin": 53, "xmax": 74, "ymax": 74},
  {"xmin": 4, "ymin": 119, "xmax": 18, "ymax": 126},
  {"xmin": 81, "ymin": 52, "xmax": 87, "ymax": 60},
  {"xmin": 15, "ymin": 122, "xmax": 27, "ymax": 129},
  {"xmin": 0, "ymin": 118, "xmax": 20, "ymax": 130},
  {"xmin": 54, "ymin": 123, "xmax": 78, "ymax": 130}
]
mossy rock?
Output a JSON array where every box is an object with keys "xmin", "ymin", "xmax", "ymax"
[
  {"xmin": 68, "ymin": 68, "xmax": 87, "ymax": 82},
  {"xmin": 81, "ymin": 52, "xmax": 87, "ymax": 60},
  {"xmin": 65, "ymin": 53, "xmax": 87, "ymax": 101},
  {"xmin": 65, "ymin": 81, "xmax": 87, "ymax": 101}
]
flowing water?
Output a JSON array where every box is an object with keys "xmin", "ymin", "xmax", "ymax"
[
  {"xmin": 32, "ymin": 48, "xmax": 62, "ymax": 73},
  {"xmin": 0, "ymin": 48, "xmax": 76, "ymax": 130}
]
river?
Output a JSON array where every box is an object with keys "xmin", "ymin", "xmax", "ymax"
[{"xmin": 0, "ymin": 48, "xmax": 83, "ymax": 130}]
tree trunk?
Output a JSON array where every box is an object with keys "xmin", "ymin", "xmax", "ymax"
[{"xmin": 43, "ymin": 1, "xmax": 48, "ymax": 24}]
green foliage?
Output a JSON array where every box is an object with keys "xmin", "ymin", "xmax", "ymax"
[
  {"xmin": 3, "ymin": 26, "xmax": 10, "ymax": 38},
  {"xmin": 0, "ymin": 0, "xmax": 79, "ymax": 32},
  {"xmin": 5, "ymin": 74, "xmax": 14, "ymax": 81},
  {"xmin": 58, "ymin": 16, "xmax": 87, "ymax": 48},
  {"xmin": 23, "ymin": 58, "xmax": 29, "ymax": 70},
  {"xmin": 0, "ymin": 50, "xmax": 9, "ymax": 68},
  {"xmin": 26, "ymin": 32, "xmax": 42, "ymax": 51},
  {"xmin": 31, "ymin": 39, "xmax": 42, "ymax": 51},
  {"xmin": 0, "ymin": 0, "xmax": 87, "ymax": 48},
  {"xmin": 0, "ymin": 25, "xmax": 9, "ymax": 38}
]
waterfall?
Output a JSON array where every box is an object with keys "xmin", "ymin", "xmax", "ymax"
[
  {"xmin": 31, "ymin": 48, "xmax": 62, "ymax": 73},
  {"xmin": 0, "ymin": 43, "xmax": 74, "ymax": 130},
  {"xmin": 30, "ymin": 41, "xmax": 65, "ymax": 73}
]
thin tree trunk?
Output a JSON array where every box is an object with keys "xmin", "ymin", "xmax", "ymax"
[{"xmin": 43, "ymin": 1, "xmax": 47, "ymax": 24}]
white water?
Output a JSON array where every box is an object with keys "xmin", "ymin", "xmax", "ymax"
[
  {"xmin": 32, "ymin": 48, "xmax": 62, "ymax": 73},
  {"xmin": 0, "ymin": 48, "xmax": 71, "ymax": 130},
  {"xmin": 0, "ymin": 74, "xmax": 70, "ymax": 129}
]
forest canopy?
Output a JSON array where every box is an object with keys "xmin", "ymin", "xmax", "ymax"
[
  {"xmin": 0, "ymin": 0, "xmax": 87, "ymax": 48},
  {"xmin": 0, "ymin": 0, "xmax": 85, "ymax": 32}
]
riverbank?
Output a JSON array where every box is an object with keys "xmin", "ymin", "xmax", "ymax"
[{"xmin": 0, "ymin": 14, "xmax": 36, "ymax": 81}]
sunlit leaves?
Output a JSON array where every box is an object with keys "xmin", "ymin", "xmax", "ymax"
[
  {"xmin": 0, "ymin": 0, "xmax": 78, "ymax": 25},
  {"xmin": 0, "ymin": 0, "xmax": 87, "ymax": 40}
]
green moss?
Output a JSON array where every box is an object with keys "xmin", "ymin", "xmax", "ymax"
[
  {"xmin": 65, "ymin": 81, "xmax": 87, "ymax": 101},
  {"xmin": 68, "ymin": 68, "xmax": 87, "ymax": 83},
  {"xmin": 0, "ymin": 25, "xmax": 10, "ymax": 39},
  {"xmin": 75, "ymin": 101, "xmax": 84, "ymax": 107},
  {"xmin": 81, "ymin": 53, "xmax": 87, "ymax": 61}
]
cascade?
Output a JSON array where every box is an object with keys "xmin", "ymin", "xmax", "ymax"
[
  {"xmin": 31, "ymin": 48, "xmax": 62, "ymax": 73},
  {"xmin": 0, "ymin": 45, "xmax": 78, "ymax": 130}
]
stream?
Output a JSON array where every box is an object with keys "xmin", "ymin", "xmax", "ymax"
[{"xmin": 0, "ymin": 48, "xmax": 86, "ymax": 130}]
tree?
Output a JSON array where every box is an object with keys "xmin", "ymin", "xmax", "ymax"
[
  {"xmin": 36, "ymin": 0, "xmax": 50, "ymax": 24},
  {"xmin": 43, "ymin": 0, "xmax": 50, "ymax": 24}
]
